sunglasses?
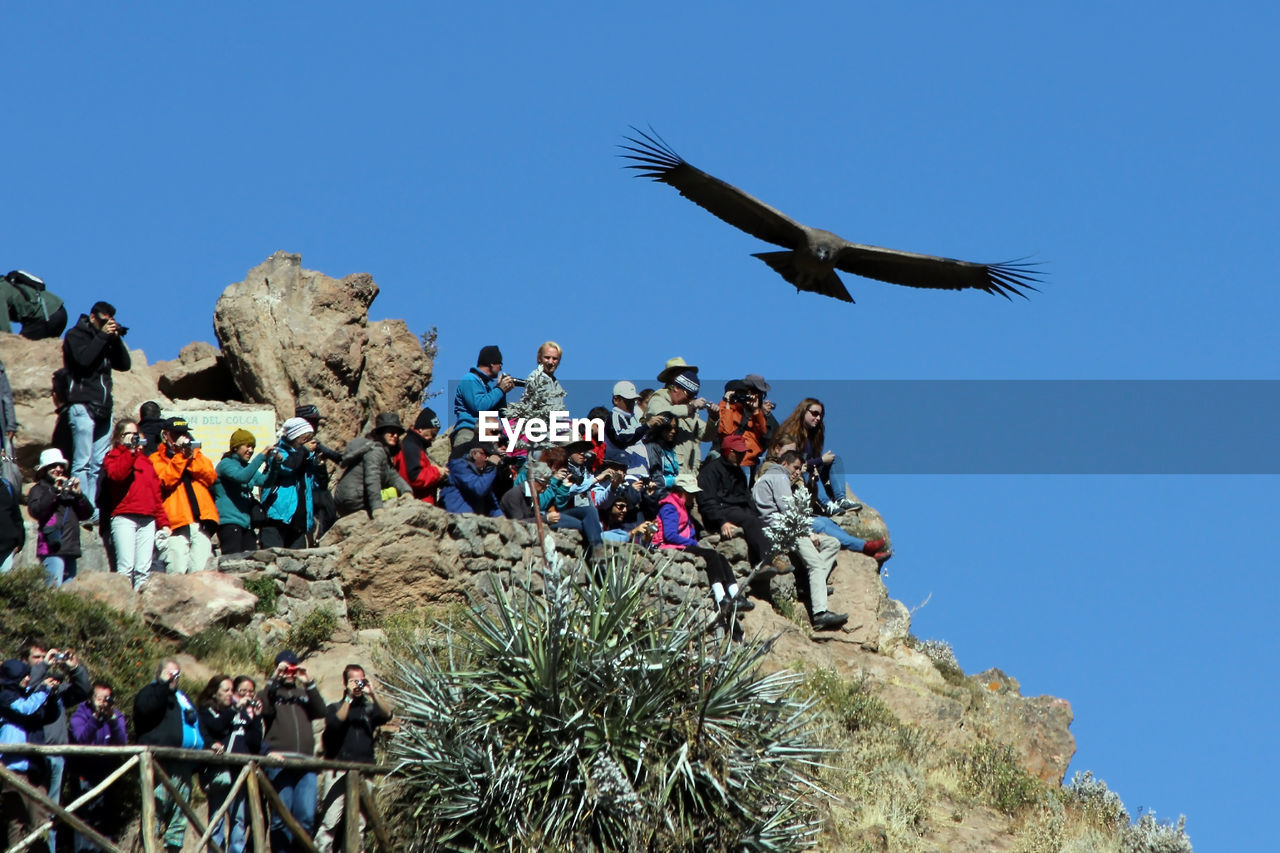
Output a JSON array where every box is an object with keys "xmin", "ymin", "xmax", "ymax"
[{"xmin": 807, "ymin": 409, "xmax": 824, "ymax": 417}]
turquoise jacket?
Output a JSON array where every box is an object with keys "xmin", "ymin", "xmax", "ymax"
[
  {"xmin": 261, "ymin": 447, "xmax": 316, "ymax": 531},
  {"xmin": 213, "ymin": 451, "xmax": 269, "ymax": 528}
]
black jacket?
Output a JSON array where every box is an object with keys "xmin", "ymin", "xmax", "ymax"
[
  {"xmin": 322, "ymin": 698, "xmax": 391, "ymax": 764},
  {"xmin": 62, "ymin": 314, "xmax": 131, "ymax": 418},
  {"xmin": 27, "ymin": 479, "xmax": 93, "ymax": 558},
  {"xmin": 0, "ymin": 477, "xmax": 23, "ymax": 556},
  {"xmin": 200, "ymin": 704, "xmax": 264, "ymax": 756},
  {"xmin": 696, "ymin": 454, "xmax": 760, "ymax": 529},
  {"xmin": 133, "ymin": 681, "xmax": 194, "ymax": 748}
]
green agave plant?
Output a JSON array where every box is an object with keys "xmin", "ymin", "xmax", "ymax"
[{"xmin": 381, "ymin": 546, "xmax": 829, "ymax": 852}]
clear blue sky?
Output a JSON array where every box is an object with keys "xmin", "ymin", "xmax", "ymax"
[{"xmin": 7, "ymin": 3, "xmax": 1277, "ymax": 848}]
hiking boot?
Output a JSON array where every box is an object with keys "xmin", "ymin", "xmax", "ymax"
[
  {"xmin": 718, "ymin": 598, "xmax": 735, "ymax": 621},
  {"xmin": 732, "ymin": 593, "xmax": 755, "ymax": 612},
  {"xmin": 860, "ymin": 538, "xmax": 887, "ymax": 556},
  {"xmin": 811, "ymin": 611, "xmax": 849, "ymax": 631}
]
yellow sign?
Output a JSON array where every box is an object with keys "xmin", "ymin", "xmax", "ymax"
[{"xmin": 162, "ymin": 408, "xmax": 278, "ymax": 457}]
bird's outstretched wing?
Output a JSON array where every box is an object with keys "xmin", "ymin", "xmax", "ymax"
[
  {"xmin": 621, "ymin": 127, "xmax": 807, "ymax": 250},
  {"xmin": 832, "ymin": 244, "xmax": 1041, "ymax": 299}
]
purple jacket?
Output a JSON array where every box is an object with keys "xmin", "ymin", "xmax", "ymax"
[{"xmin": 68, "ymin": 700, "xmax": 128, "ymax": 782}]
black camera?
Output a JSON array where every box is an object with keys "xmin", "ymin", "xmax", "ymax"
[
  {"xmin": 116, "ymin": 325, "xmax": 129, "ymax": 337},
  {"xmin": 507, "ymin": 376, "xmax": 526, "ymax": 388},
  {"xmin": 129, "ymin": 433, "xmax": 143, "ymax": 448},
  {"xmin": 355, "ymin": 679, "xmax": 368, "ymax": 690},
  {"xmin": 728, "ymin": 390, "xmax": 755, "ymax": 406},
  {"xmin": 49, "ymin": 651, "xmax": 69, "ymax": 663}
]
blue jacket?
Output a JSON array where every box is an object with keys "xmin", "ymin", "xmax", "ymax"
[
  {"xmin": 452, "ymin": 368, "xmax": 506, "ymax": 433},
  {"xmin": 1, "ymin": 661, "xmax": 52, "ymax": 773},
  {"xmin": 214, "ymin": 451, "xmax": 269, "ymax": 528},
  {"xmin": 261, "ymin": 446, "xmax": 316, "ymax": 531},
  {"xmin": 439, "ymin": 457, "xmax": 502, "ymax": 517}
]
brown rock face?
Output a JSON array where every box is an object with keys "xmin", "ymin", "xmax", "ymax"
[
  {"xmin": 213, "ymin": 252, "xmax": 433, "ymax": 445},
  {"xmin": 0, "ymin": 333, "xmax": 169, "ymax": 478},
  {"xmin": 154, "ymin": 341, "xmax": 241, "ymax": 401}
]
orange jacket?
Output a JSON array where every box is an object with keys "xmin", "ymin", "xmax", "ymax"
[
  {"xmin": 717, "ymin": 402, "xmax": 768, "ymax": 466},
  {"xmin": 150, "ymin": 446, "xmax": 219, "ymax": 529}
]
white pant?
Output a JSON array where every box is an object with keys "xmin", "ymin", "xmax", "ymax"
[
  {"xmin": 794, "ymin": 533, "xmax": 841, "ymax": 614},
  {"xmin": 111, "ymin": 514, "xmax": 156, "ymax": 588},
  {"xmin": 161, "ymin": 524, "xmax": 213, "ymax": 574},
  {"xmin": 314, "ymin": 771, "xmax": 368, "ymax": 852}
]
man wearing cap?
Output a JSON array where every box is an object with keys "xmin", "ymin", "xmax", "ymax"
[
  {"xmin": 259, "ymin": 649, "xmax": 327, "ymax": 851},
  {"xmin": 452, "ymin": 345, "xmax": 517, "ymax": 448},
  {"xmin": 260, "ymin": 417, "xmax": 321, "ymax": 549},
  {"xmin": 396, "ymin": 407, "xmax": 448, "ymax": 504},
  {"xmin": 334, "ymin": 413, "xmax": 413, "ymax": 520},
  {"xmin": 717, "ymin": 378, "xmax": 769, "ymax": 474},
  {"xmin": 440, "ymin": 440, "xmax": 504, "ymax": 517},
  {"xmin": 744, "ymin": 373, "xmax": 780, "ymax": 448},
  {"xmin": 27, "ymin": 447, "xmax": 94, "ymax": 585},
  {"xmin": 151, "ymin": 417, "xmax": 220, "ymax": 573},
  {"xmin": 296, "ymin": 405, "xmax": 344, "ymax": 540},
  {"xmin": 605, "ymin": 380, "xmax": 653, "ymax": 478},
  {"xmin": 524, "ymin": 341, "xmax": 567, "ymax": 413},
  {"xmin": 696, "ymin": 434, "xmax": 788, "ymax": 576},
  {"xmin": 500, "ymin": 459, "xmax": 560, "ymax": 523},
  {"xmin": 647, "ymin": 358, "xmax": 714, "ymax": 476},
  {"xmin": 62, "ymin": 300, "xmax": 131, "ymax": 521}
]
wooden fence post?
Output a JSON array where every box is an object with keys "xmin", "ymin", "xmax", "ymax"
[
  {"xmin": 137, "ymin": 752, "xmax": 159, "ymax": 853},
  {"xmin": 245, "ymin": 764, "xmax": 268, "ymax": 853}
]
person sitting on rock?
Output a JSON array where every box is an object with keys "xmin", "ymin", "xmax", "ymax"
[
  {"xmin": 439, "ymin": 440, "xmax": 504, "ymax": 517},
  {"xmin": 500, "ymin": 460, "xmax": 560, "ymax": 525},
  {"xmin": 451, "ymin": 345, "xmax": 516, "ymax": 448},
  {"xmin": 641, "ymin": 413, "xmax": 681, "ymax": 493},
  {"xmin": 753, "ymin": 449, "xmax": 849, "ymax": 631},
  {"xmin": 396, "ymin": 407, "xmax": 448, "ymax": 505},
  {"xmin": 151, "ymin": 417, "xmax": 220, "ymax": 573},
  {"xmin": 600, "ymin": 493, "xmax": 653, "ymax": 544},
  {"xmin": 604, "ymin": 380, "xmax": 650, "ymax": 478},
  {"xmin": 259, "ymin": 417, "xmax": 321, "ymax": 549},
  {"xmin": 717, "ymin": 379, "xmax": 769, "ymax": 477},
  {"xmin": 334, "ymin": 413, "xmax": 413, "ymax": 521},
  {"xmin": 213, "ymin": 428, "xmax": 269, "ymax": 555},
  {"xmin": 696, "ymin": 434, "xmax": 790, "ymax": 578},
  {"xmin": 775, "ymin": 397, "xmax": 859, "ymax": 515},
  {"xmin": 539, "ymin": 440, "xmax": 606, "ymax": 557},
  {"xmin": 652, "ymin": 473, "xmax": 748, "ymax": 621},
  {"xmin": 1, "ymin": 269, "xmax": 67, "ymax": 339}
]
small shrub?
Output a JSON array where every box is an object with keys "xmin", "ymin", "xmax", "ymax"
[
  {"xmin": 800, "ymin": 667, "xmax": 898, "ymax": 734},
  {"xmin": 1063, "ymin": 770, "xmax": 1129, "ymax": 831},
  {"xmin": 953, "ymin": 741, "xmax": 1042, "ymax": 815},
  {"xmin": 180, "ymin": 628, "xmax": 267, "ymax": 679},
  {"xmin": 242, "ymin": 576, "xmax": 278, "ymax": 615},
  {"xmin": 286, "ymin": 606, "xmax": 337, "ymax": 654},
  {"xmin": 1122, "ymin": 811, "xmax": 1192, "ymax": 853}
]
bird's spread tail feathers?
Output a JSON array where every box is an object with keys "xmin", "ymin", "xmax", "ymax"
[{"xmin": 753, "ymin": 252, "xmax": 854, "ymax": 303}]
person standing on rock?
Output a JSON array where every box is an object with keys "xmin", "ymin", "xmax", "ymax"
[
  {"xmin": 451, "ymin": 345, "xmax": 516, "ymax": 448},
  {"xmin": 27, "ymin": 448, "xmax": 94, "ymax": 586},
  {"xmin": 295, "ymin": 405, "xmax": 342, "ymax": 540},
  {"xmin": 24, "ymin": 639, "xmax": 91, "ymax": 852},
  {"xmin": 151, "ymin": 417, "xmax": 219, "ymax": 573},
  {"xmin": 334, "ymin": 413, "xmax": 413, "ymax": 520},
  {"xmin": 213, "ymin": 428, "xmax": 269, "ymax": 555},
  {"xmin": 523, "ymin": 340, "xmax": 567, "ymax": 413},
  {"xmin": 102, "ymin": 419, "xmax": 169, "ymax": 588},
  {"xmin": 259, "ymin": 418, "xmax": 320, "ymax": 549},
  {"xmin": 62, "ymin": 300, "xmax": 131, "ymax": 523}
]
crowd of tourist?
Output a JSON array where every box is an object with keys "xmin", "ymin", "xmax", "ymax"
[
  {"xmin": 1, "ymin": 636, "xmax": 388, "ymax": 852},
  {"xmin": 1, "ymin": 301, "xmax": 892, "ymax": 630}
]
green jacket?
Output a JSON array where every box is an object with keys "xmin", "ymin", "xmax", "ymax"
[{"xmin": 0, "ymin": 279, "xmax": 63, "ymax": 333}]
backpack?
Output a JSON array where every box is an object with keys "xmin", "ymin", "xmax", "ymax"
[{"xmin": 4, "ymin": 270, "xmax": 53, "ymax": 322}]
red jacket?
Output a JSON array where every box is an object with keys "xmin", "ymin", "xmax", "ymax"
[
  {"xmin": 396, "ymin": 432, "xmax": 445, "ymax": 504},
  {"xmin": 102, "ymin": 445, "xmax": 169, "ymax": 526}
]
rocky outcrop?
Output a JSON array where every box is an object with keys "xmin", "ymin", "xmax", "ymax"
[
  {"xmin": 153, "ymin": 341, "xmax": 241, "ymax": 401},
  {"xmin": 212, "ymin": 252, "xmax": 433, "ymax": 444},
  {"xmin": 215, "ymin": 546, "xmax": 354, "ymax": 645}
]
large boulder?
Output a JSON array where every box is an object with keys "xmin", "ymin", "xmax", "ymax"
[
  {"xmin": 213, "ymin": 252, "xmax": 433, "ymax": 444},
  {"xmin": 0, "ymin": 333, "xmax": 168, "ymax": 480},
  {"xmin": 139, "ymin": 571, "xmax": 258, "ymax": 638}
]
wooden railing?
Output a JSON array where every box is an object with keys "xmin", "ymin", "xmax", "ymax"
[{"xmin": 0, "ymin": 743, "xmax": 391, "ymax": 853}]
